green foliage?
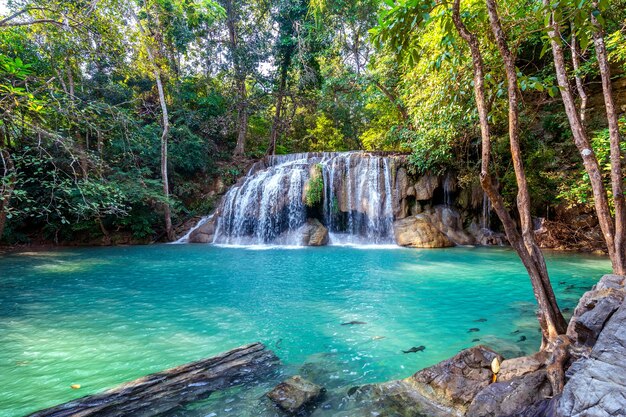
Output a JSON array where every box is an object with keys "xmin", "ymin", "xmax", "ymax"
[
  {"xmin": 558, "ymin": 119, "xmax": 626, "ymax": 209},
  {"xmin": 308, "ymin": 114, "xmax": 349, "ymax": 151},
  {"xmin": 305, "ymin": 164, "xmax": 324, "ymax": 207}
]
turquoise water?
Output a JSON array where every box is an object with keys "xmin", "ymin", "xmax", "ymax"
[{"xmin": 0, "ymin": 245, "xmax": 610, "ymax": 417}]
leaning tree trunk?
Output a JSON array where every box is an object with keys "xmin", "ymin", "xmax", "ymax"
[
  {"xmin": 485, "ymin": 0, "xmax": 566, "ymax": 339},
  {"xmin": 543, "ymin": 1, "xmax": 618, "ymax": 271},
  {"xmin": 451, "ymin": 0, "xmax": 565, "ymax": 350},
  {"xmin": 132, "ymin": 7, "xmax": 175, "ymax": 242},
  {"xmin": 0, "ymin": 147, "xmax": 15, "ymax": 241},
  {"xmin": 591, "ymin": 3, "xmax": 626, "ymax": 275}
]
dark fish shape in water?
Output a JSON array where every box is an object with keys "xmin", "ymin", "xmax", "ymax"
[
  {"xmin": 468, "ymin": 328, "xmax": 480, "ymax": 333},
  {"xmin": 472, "ymin": 338, "xmax": 480, "ymax": 342},
  {"xmin": 511, "ymin": 330, "xmax": 521, "ymax": 335},
  {"xmin": 347, "ymin": 386, "xmax": 360, "ymax": 396},
  {"xmin": 559, "ymin": 281, "xmax": 566, "ymax": 285},
  {"xmin": 341, "ymin": 321, "xmax": 367, "ymax": 326},
  {"xmin": 474, "ymin": 318, "xmax": 487, "ymax": 322},
  {"xmin": 517, "ymin": 335, "xmax": 527, "ymax": 342},
  {"xmin": 403, "ymin": 346, "xmax": 426, "ymax": 353}
]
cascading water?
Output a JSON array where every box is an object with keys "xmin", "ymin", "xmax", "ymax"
[{"xmin": 203, "ymin": 152, "xmax": 397, "ymax": 246}]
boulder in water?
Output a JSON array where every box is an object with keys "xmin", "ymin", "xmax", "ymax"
[
  {"xmin": 188, "ymin": 217, "xmax": 216, "ymax": 243},
  {"xmin": 393, "ymin": 216, "xmax": 454, "ymax": 248},
  {"xmin": 371, "ymin": 346, "xmax": 504, "ymax": 417},
  {"xmin": 299, "ymin": 218, "xmax": 329, "ymax": 246},
  {"xmin": 266, "ymin": 375, "xmax": 324, "ymax": 413}
]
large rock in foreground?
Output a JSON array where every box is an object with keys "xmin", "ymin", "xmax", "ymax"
[
  {"xmin": 393, "ymin": 215, "xmax": 454, "ymax": 248},
  {"xmin": 28, "ymin": 343, "xmax": 279, "ymax": 417},
  {"xmin": 466, "ymin": 370, "xmax": 552, "ymax": 417},
  {"xmin": 372, "ymin": 346, "xmax": 503, "ymax": 417},
  {"xmin": 556, "ymin": 293, "xmax": 626, "ymax": 417},
  {"xmin": 266, "ymin": 375, "xmax": 324, "ymax": 413}
]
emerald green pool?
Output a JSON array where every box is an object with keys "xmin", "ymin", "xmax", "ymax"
[{"xmin": 0, "ymin": 245, "xmax": 610, "ymax": 416}]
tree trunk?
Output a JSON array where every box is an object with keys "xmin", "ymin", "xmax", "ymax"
[
  {"xmin": 485, "ymin": 0, "xmax": 566, "ymax": 339},
  {"xmin": 233, "ymin": 77, "xmax": 248, "ymax": 156},
  {"xmin": 543, "ymin": 1, "xmax": 618, "ymax": 271},
  {"xmin": 0, "ymin": 148, "xmax": 15, "ymax": 241},
  {"xmin": 372, "ymin": 79, "xmax": 410, "ymax": 123},
  {"xmin": 132, "ymin": 7, "xmax": 175, "ymax": 242},
  {"xmin": 570, "ymin": 27, "xmax": 588, "ymax": 122},
  {"xmin": 451, "ymin": 0, "xmax": 565, "ymax": 351},
  {"xmin": 591, "ymin": 3, "xmax": 626, "ymax": 275},
  {"xmin": 268, "ymin": 72, "xmax": 287, "ymax": 156},
  {"xmin": 226, "ymin": 0, "xmax": 248, "ymax": 157}
]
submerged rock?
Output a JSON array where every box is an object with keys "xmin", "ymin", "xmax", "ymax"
[
  {"xmin": 393, "ymin": 216, "xmax": 454, "ymax": 248},
  {"xmin": 266, "ymin": 375, "xmax": 324, "ymax": 413},
  {"xmin": 298, "ymin": 218, "xmax": 329, "ymax": 246}
]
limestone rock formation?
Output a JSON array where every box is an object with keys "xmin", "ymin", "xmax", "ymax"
[
  {"xmin": 299, "ymin": 218, "xmax": 329, "ymax": 246},
  {"xmin": 414, "ymin": 173, "xmax": 439, "ymax": 200},
  {"xmin": 497, "ymin": 352, "xmax": 548, "ymax": 382},
  {"xmin": 266, "ymin": 375, "xmax": 324, "ymax": 413},
  {"xmin": 556, "ymin": 289, "xmax": 626, "ymax": 417},
  {"xmin": 466, "ymin": 370, "xmax": 552, "ymax": 417},
  {"xmin": 188, "ymin": 216, "xmax": 216, "ymax": 243},
  {"xmin": 393, "ymin": 214, "xmax": 454, "ymax": 248},
  {"xmin": 393, "ymin": 215, "xmax": 454, "ymax": 248},
  {"xmin": 566, "ymin": 274, "xmax": 626, "ymax": 347},
  {"xmin": 372, "ymin": 346, "xmax": 503, "ymax": 417}
]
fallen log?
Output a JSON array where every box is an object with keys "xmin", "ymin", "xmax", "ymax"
[{"xmin": 27, "ymin": 342, "xmax": 279, "ymax": 417}]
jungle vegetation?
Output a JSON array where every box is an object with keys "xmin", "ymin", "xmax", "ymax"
[{"xmin": 1, "ymin": 0, "xmax": 625, "ymax": 264}]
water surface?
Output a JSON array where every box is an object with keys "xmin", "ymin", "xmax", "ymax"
[{"xmin": 0, "ymin": 245, "xmax": 610, "ymax": 416}]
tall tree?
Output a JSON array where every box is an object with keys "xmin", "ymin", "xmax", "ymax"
[
  {"xmin": 374, "ymin": 0, "xmax": 566, "ymax": 350},
  {"xmin": 268, "ymin": 0, "xmax": 311, "ymax": 155},
  {"xmin": 131, "ymin": 3, "xmax": 175, "ymax": 241},
  {"xmin": 543, "ymin": 0, "xmax": 626, "ymax": 274},
  {"xmin": 223, "ymin": 0, "xmax": 248, "ymax": 157}
]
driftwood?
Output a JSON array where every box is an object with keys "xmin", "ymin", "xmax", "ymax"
[{"xmin": 28, "ymin": 342, "xmax": 279, "ymax": 417}]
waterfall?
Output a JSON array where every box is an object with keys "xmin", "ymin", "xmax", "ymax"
[
  {"xmin": 208, "ymin": 152, "xmax": 396, "ymax": 246},
  {"xmin": 481, "ymin": 191, "xmax": 492, "ymax": 229}
]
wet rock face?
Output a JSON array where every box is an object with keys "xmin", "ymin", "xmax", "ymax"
[
  {"xmin": 371, "ymin": 346, "xmax": 503, "ymax": 417},
  {"xmin": 266, "ymin": 375, "xmax": 324, "ymax": 413},
  {"xmin": 393, "ymin": 215, "xmax": 454, "ymax": 248},
  {"xmin": 409, "ymin": 345, "xmax": 504, "ymax": 413},
  {"xmin": 466, "ymin": 370, "xmax": 553, "ymax": 417},
  {"xmin": 299, "ymin": 218, "xmax": 329, "ymax": 246},
  {"xmin": 188, "ymin": 217, "xmax": 216, "ymax": 243},
  {"xmin": 566, "ymin": 274, "xmax": 626, "ymax": 346},
  {"xmin": 557, "ymin": 294, "xmax": 626, "ymax": 417}
]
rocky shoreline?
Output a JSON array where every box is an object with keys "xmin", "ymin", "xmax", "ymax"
[
  {"xmin": 347, "ymin": 274, "xmax": 626, "ymax": 417},
  {"xmin": 264, "ymin": 274, "xmax": 625, "ymax": 417}
]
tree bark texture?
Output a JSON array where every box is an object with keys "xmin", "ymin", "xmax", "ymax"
[
  {"xmin": 451, "ymin": 0, "xmax": 566, "ymax": 350},
  {"xmin": 543, "ymin": 0, "xmax": 620, "ymax": 273}
]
